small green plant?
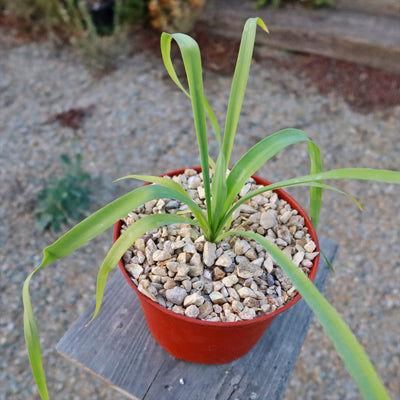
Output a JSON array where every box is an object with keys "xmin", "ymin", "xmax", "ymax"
[
  {"xmin": 24, "ymin": 18, "xmax": 399, "ymax": 400},
  {"xmin": 35, "ymin": 154, "xmax": 97, "ymax": 233},
  {"xmin": 256, "ymin": 0, "xmax": 334, "ymax": 9}
]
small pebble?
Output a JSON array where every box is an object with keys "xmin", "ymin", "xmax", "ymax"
[
  {"xmin": 203, "ymin": 242, "xmax": 217, "ymax": 266},
  {"xmin": 198, "ymin": 301, "xmax": 213, "ymax": 319},
  {"xmin": 213, "ymin": 267, "xmax": 226, "ymax": 280},
  {"xmin": 165, "ymin": 200, "xmax": 180, "ymax": 210},
  {"xmin": 185, "ymin": 305, "xmax": 200, "ymax": 318},
  {"xmin": 222, "ymin": 274, "xmax": 239, "ymax": 288},
  {"xmin": 239, "ymin": 307, "xmax": 256, "ymax": 320},
  {"xmin": 215, "ymin": 253, "xmax": 233, "ymax": 267},
  {"xmin": 234, "ymin": 239, "xmax": 251, "ymax": 255},
  {"xmin": 266, "ymin": 273, "xmax": 275, "ymax": 287},
  {"xmin": 165, "ymin": 286, "xmax": 187, "ymax": 305},
  {"xmin": 304, "ymin": 241, "xmax": 317, "ymax": 253},
  {"xmin": 238, "ymin": 287, "xmax": 257, "ymax": 299},
  {"xmin": 260, "ymin": 210, "xmax": 278, "ymax": 229},
  {"xmin": 209, "ymin": 291, "xmax": 226, "ymax": 304},
  {"xmin": 183, "ymin": 292, "xmax": 205, "ymax": 307}
]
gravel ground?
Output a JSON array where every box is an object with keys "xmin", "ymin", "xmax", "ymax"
[{"xmin": 1, "ymin": 30, "xmax": 400, "ymax": 400}]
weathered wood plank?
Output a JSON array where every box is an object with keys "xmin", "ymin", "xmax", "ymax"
[
  {"xmin": 56, "ymin": 270, "xmax": 169, "ymax": 400},
  {"xmin": 57, "ymin": 237, "xmax": 338, "ymax": 400},
  {"xmin": 204, "ymin": 0, "xmax": 400, "ymax": 74},
  {"xmin": 335, "ymin": 0, "xmax": 400, "ymax": 18}
]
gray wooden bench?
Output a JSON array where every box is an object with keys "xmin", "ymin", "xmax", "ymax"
[{"xmin": 57, "ymin": 237, "xmax": 338, "ymax": 400}]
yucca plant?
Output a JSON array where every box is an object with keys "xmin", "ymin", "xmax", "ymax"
[{"xmin": 23, "ymin": 17, "xmax": 399, "ymax": 400}]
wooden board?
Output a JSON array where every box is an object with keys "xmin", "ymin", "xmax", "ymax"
[
  {"xmin": 335, "ymin": 0, "xmax": 400, "ymax": 18},
  {"xmin": 204, "ymin": 1, "xmax": 400, "ymax": 74},
  {"xmin": 57, "ymin": 237, "xmax": 338, "ymax": 400}
]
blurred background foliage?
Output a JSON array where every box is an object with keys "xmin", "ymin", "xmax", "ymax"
[
  {"xmin": 1, "ymin": 0, "xmax": 334, "ymax": 40},
  {"xmin": 0, "ymin": 0, "xmax": 333, "ymax": 72},
  {"xmin": 1, "ymin": 0, "xmax": 206, "ymax": 39},
  {"xmin": 0, "ymin": 0, "xmax": 208, "ymax": 72}
]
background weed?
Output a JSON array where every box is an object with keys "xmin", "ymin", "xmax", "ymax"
[{"xmin": 35, "ymin": 154, "xmax": 100, "ymax": 232}]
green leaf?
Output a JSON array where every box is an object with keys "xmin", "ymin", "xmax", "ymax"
[
  {"xmin": 23, "ymin": 183, "xmax": 203, "ymax": 399},
  {"xmin": 208, "ymin": 155, "xmax": 216, "ymax": 170},
  {"xmin": 92, "ymin": 213, "xmax": 201, "ymax": 320},
  {"xmin": 160, "ymin": 33, "xmax": 221, "ymax": 148},
  {"xmin": 252, "ymin": 168, "xmax": 400, "ymax": 189},
  {"xmin": 228, "ymin": 166, "xmax": 400, "ymax": 220},
  {"xmin": 161, "ymin": 32, "xmax": 212, "ymax": 223},
  {"xmin": 60, "ymin": 154, "xmax": 71, "ymax": 166},
  {"xmin": 218, "ymin": 230, "xmax": 390, "ymax": 400},
  {"xmin": 210, "ymin": 153, "xmax": 227, "ymax": 238},
  {"xmin": 222, "ymin": 17, "xmax": 268, "ymax": 169},
  {"xmin": 115, "ymin": 174, "xmax": 209, "ymax": 231},
  {"xmin": 308, "ymin": 141, "xmax": 323, "ymax": 229},
  {"xmin": 217, "ymin": 181, "xmax": 362, "ymax": 239},
  {"xmin": 224, "ymin": 128, "xmax": 311, "ymax": 213},
  {"xmin": 23, "ymin": 271, "xmax": 50, "ymax": 400},
  {"xmin": 203, "ymin": 95, "xmax": 222, "ymax": 149},
  {"xmin": 37, "ymin": 184, "xmax": 204, "ymax": 260},
  {"xmin": 320, "ymin": 246, "xmax": 335, "ymax": 273}
]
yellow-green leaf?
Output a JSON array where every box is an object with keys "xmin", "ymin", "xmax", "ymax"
[{"xmin": 218, "ymin": 230, "xmax": 390, "ymax": 400}]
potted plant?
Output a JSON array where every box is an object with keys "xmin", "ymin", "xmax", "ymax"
[
  {"xmin": 114, "ymin": 166, "xmax": 322, "ymax": 364},
  {"xmin": 23, "ymin": 17, "xmax": 399, "ymax": 400}
]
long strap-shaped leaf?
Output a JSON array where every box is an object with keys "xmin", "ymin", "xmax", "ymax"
[
  {"xmin": 92, "ymin": 213, "xmax": 201, "ymax": 320},
  {"xmin": 34, "ymin": 184, "xmax": 204, "ymax": 262},
  {"xmin": 224, "ymin": 128, "xmax": 311, "ymax": 211},
  {"xmin": 161, "ymin": 32, "xmax": 212, "ymax": 223},
  {"xmin": 308, "ymin": 141, "xmax": 323, "ymax": 229},
  {"xmin": 222, "ymin": 17, "xmax": 268, "ymax": 170},
  {"xmin": 160, "ymin": 33, "xmax": 222, "ymax": 148},
  {"xmin": 218, "ymin": 167, "xmax": 400, "ymax": 237},
  {"xmin": 23, "ymin": 183, "xmax": 202, "ymax": 400},
  {"xmin": 237, "ymin": 168, "xmax": 400, "ymax": 206},
  {"xmin": 210, "ymin": 152, "xmax": 227, "ymax": 239},
  {"xmin": 218, "ymin": 230, "xmax": 390, "ymax": 400},
  {"xmin": 216, "ymin": 181, "xmax": 361, "ymax": 238},
  {"xmin": 116, "ymin": 174, "xmax": 208, "ymax": 231},
  {"xmin": 23, "ymin": 273, "xmax": 49, "ymax": 400}
]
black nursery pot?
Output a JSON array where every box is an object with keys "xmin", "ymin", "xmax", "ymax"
[{"xmin": 88, "ymin": 0, "xmax": 115, "ymax": 35}]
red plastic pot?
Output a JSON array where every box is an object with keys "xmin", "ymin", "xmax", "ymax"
[{"xmin": 115, "ymin": 167, "xmax": 320, "ymax": 364}]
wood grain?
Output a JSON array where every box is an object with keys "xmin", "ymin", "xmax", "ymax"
[
  {"xmin": 204, "ymin": 1, "xmax": 400, "ymax": 74},
  {"xmin": 335, "ymin": 0, "xmax": 400, "ymax": 18},
  {"xmin": 57, "ymin": 237, "xmax": 338, "ymax": 400}
]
